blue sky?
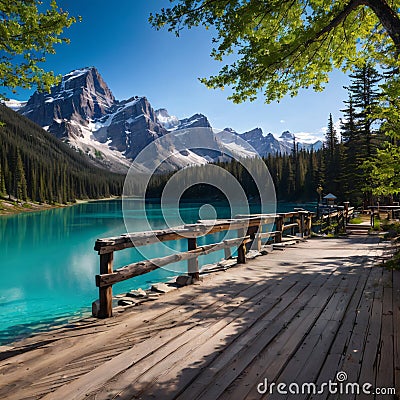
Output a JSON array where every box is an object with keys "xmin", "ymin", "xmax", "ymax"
[{"xmin": 7, "ymin": 0, "xmax": 350, "ymax": 142}]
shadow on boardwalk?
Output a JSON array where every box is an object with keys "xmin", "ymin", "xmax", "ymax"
[{"xmin": 0, "ymin": 236, "xmax": 398, "ymax": 400}]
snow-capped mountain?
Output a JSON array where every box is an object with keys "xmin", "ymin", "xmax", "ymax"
[
  {"xmin": 11, "ymin": 66, "xmax": 322, "ymax": 173},
  {"xmin": 279, "ymin": 131, "xmax": 323, "ymax": 152},
  {"xmin": 155, "ymin": 108, "xmax": 179, "ymax": 130},
  {"xmin": 155, "ymin": 111, "xmax": 322, "ymax": 157},
  {"xmin": 3, "ymin": 99, "xmax": 27, "ymax": 111},
  {"xmin": 19, "ymin": 67, "xmax": 170, "ymax": 172}
]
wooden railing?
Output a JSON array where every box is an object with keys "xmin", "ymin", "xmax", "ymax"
[
  {"xmin": 319, "ymin": 205, "xmax": 354, "ymax": 234},
  {"xmin": 92, "ymin": 211, "xmax": 314, "ymax": 318},
  {"xmin": 369, "ymin": 205, "xmax": 400, "ymax": 225}
]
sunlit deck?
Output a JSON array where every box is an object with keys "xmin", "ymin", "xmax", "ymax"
[{"xmin": 0, "ymin": 236, "xmax": 398, "ymax": 400}]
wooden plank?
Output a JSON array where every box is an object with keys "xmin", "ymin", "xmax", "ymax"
[
  {"xmin": 224, "ymin": 246, "xmax": 232, "ymax": 259},
  {"xmin": 246, "ymin": 225, "xmax": 259, "ymax": 251},
  {"xmin": 98, "ymin": 252, "xmax": 113, "ymax": 318},
  {"xmin": 11, "ymin": 258, "xmax": 294, "ymax": 390},
  {"xmin": 282, "ymin": 223, "xmax": 299, "ymax": 231},
  {"xmin": 275, "ymin": 216, "xmax": 283, "ymax": 243},
  {"xmin": 237, "ymin": 228, "xmax": 246, "ymax": 264},
  {"xmin": 95, "ymin": 213, "xmax": 306, "ymax": 254},
  {"xmin": 188, "ymin": 237, "xmax": 199, "ymax": 280},
  {"xmin": 39, "ymin": 323, "xmax": 198, "ymax": 400},
  {"xmin": 258, "ymin": 231, "xmax": 279, "ymax": 239},
  {"xmin": 2, "ymin": 265, "xmax": 280, "ymax": 399},
  {"xmin": 266, "ymin": 271, "xmax": 360, "ymax": 400},
  {"xmin": 54, "ymin": 272, "xmax": 302, "ymax": 400},
  {"xmin": 173, "ymin": 271, "xmax": 340, "ymax": 400},
  {"xmin": 95, "ymin": 228, "xmax": 191, "ymax": 253},
  {"xmin": 337, "ymin": 265, "xmax": 384, "ymax": 393},
  {"xmin": 221, "ymin": 272, "xmax": 347, "ymax": 400},
  {"xmin": 357, "ymin": 271, "xmax": 385, "ymax": 398},
  {"xmin": 3, "ymin": 236, "xmax": 388, "ymax": 400},
  {"xmin": 234, "ymin": 214, "xmax": 279, "ymax": 220},
  {"xmin": 375, "ymin": 269, "xmax": 394, "ymax": 392},
  {"xmin": 96, "ymin": 236, "xmax": 250, "ymax": 287},
  {"xmin": 299, "ymin": 213, "xmax": 305, "ymax": 237},
  {"xmin": 130, "ymin": 281, "xmax": 318, "ymax": 400},
  {"xmin": 346, "ymin": 224, "xmax": 370, "ymax": 230},
  {"xmin": 95, "ymin": 217, "xmax": 272, "ymax": 254},
  {"xmin": 309, "ymin": 265, "xmax": 372, "ymax": 400},
  {"xmin": 327, "ymin": 264, "xmax": 381, "ymax": 359},
  {"xmin": 255, "ymin": 226, "xmax": 262, "ymax": 251},
  {"xmin": 394, "ymin": 270, "xmax": 400, "ymax": 396},
  {"xmin": 98, "ymin": 282, "xmax": 306, "ymax": 400}
]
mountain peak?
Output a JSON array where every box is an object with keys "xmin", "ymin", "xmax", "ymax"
[
  {"xmin": 155, "ymin": 108, "xmax": 179, "ymax": 129},
  {"xmin": 279, "ymin": 131, "xmax": 295, "ymax": 140},
  {"xmin": 223, "ymin": 127, "xmax": 238, "ymax": 135},
  {"xmin": 177, "ymin": 113, "xmax": 211, "ymax": 130},
  {"xmin": 21, "ymin": 66, "xmax": 115, "ymax": 125},
  {"xmin": 62, "ymin": 66, "xmax": 96, "ymax": 80},
  {"xmin": 241, "ymin": 127, "xmax": 264, "ymax": 141}
]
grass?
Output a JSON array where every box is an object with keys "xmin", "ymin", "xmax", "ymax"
[
  {"xmin": 372, "ymin": 219, "xmax": 381, "ymax": 231},
  {"xmin": 349, "ymin": 217, "xmax": 363, "ymax": 224}
]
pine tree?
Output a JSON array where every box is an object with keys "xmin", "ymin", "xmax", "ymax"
[
  {"xmin": 364, "ymin": 74, "xmax": 400, "ymax": 200},
  {"xmin": 348, "ymin": 64, "xmax": 381, "ymax": 158},
  {"xmin": 340, "ymin": 63, "xmax": 382, "ymax": 205},
  {"xmin": 324, "ymin": 114, "xmax": 340, "ymax": 195},
  {"xmin": 15, "ymin": 151, "xmax": 27, "ymax": 201},
  {"xmin": 0, "ymin": 161, "xmax": 6, "ymax": 196},
  {"xmin": 0, "ymin": 105, "xmax": 125, "ymax": 205}
]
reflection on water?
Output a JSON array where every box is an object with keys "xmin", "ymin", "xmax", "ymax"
[{"xmin": 0, "ymin": 199, "xmax": 314, "ymax": 344}]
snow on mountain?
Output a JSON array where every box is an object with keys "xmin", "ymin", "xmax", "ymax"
[
  {"xmin": 8, "ymin": 66, "xmax": 324, "ymax": 173},
  {"xmin": 217, "ymin": 127, "xmax": 321, "ymax": 157},
  {"xmin": 17, "ymin": 68, "xmax": 170, "ymax": 172},
  {"xmin": 155, "ymin": 108, "xmax": 179, "ymax": 130},
  {"xmin": 176, "ymin": 113, "xmax": 212, "ymax": 130},
  {"xmin": 3, "ymin": 99, "xmax": 27, "ymax": 111}
]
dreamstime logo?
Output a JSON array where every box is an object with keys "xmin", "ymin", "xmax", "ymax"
[
  {"xmin": 121, "ymin": 127, "xmax": 276, "ymax": 272},
  {"xmin": 257, "ymin": 371, "xmax": 396, "ymax": 396}
]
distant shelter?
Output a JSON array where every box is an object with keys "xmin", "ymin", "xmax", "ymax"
[{"xmin": 323, "ymin": 193, "xmax": 337, "ymax": 206}]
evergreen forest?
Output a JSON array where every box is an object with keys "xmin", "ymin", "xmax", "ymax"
[
  {"xmin": 0, "ymin": 105, "xmax": 124, "ymax": 204},
  {"xmin": 147, "ymin": 63, "xmax": 399, "ymax": 207}
]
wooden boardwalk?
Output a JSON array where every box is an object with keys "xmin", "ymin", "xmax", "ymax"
[{"xmin": 0, "ymin": 236, "xmax": 398, "ymax": 400}]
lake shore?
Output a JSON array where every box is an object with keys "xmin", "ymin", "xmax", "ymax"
[{"xmin": 0, "ymin": 196, "xmax": 121, "ymax": 216}]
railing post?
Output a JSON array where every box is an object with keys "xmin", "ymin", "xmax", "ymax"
[
  {"xmin": 299, "ymin": 213, "xmax": 305, "ymax": 238},
  {"xmin": 343, "ymin": 202, "xmax": 349, "ymax": 225},
  {"xmin": 247, "ymin": 225, "xmax": 258, "ymax": 251},
  {"xmin": 306, "ymin": 213, "xmax": 312, "ymax": 237},
  {"xmin": 188, "ymin": 237, "xmax": 199, "ymax": 281},
  {"xmin": 255, "ymin": 225, "xmax": 262, "ymax": 251},
  {"xmin": 224, "ymin": 246, "xmax": 232, "ymax": 260},
  {"xmin": 98, "ymin": 252, "xmax": 113, "ymax": 318},
  {"xmin": 290, "ymin": 216, "xmax": 295, "ymax": 235},
  {"xmin": 275, "ymin": 216, "xmax": 283, "ymax": 243},
  {"xmin": 237, "ymin": 228, "xmax": 246, "ymax": 264}
]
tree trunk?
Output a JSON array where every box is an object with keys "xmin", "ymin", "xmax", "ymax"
[{"xmin": 365, "ymin": 0, "xmax": 400, "ymax": 52}]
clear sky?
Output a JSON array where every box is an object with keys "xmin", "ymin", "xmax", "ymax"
[{"xmin": 7, "ymin": 0, "xmax": 351, "ymax": 142}]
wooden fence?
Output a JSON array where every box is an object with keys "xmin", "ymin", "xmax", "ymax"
[
  {"xmin": 369, "ymin": 205, "xmax": 400, "ymax": 226},
  {"xmin": 93, "ymin": 211, "xmax": 314, "ymax": 318},
  {"xmin": 319, "ymin": 205, "xmax": 355, "ymax": 234}
]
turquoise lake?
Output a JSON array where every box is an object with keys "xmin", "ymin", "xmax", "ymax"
[{"xmin": 0, "ymin": 199, "xmax": 316, "ymax": 345}]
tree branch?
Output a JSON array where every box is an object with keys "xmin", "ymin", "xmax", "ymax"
[
  {"xmin": 306, "ymin": 0, "xmax": 364, "ymax": 46},
  {"xmin": 364, "ymin": 0, "xmax": 400, "ymax": 51}
]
